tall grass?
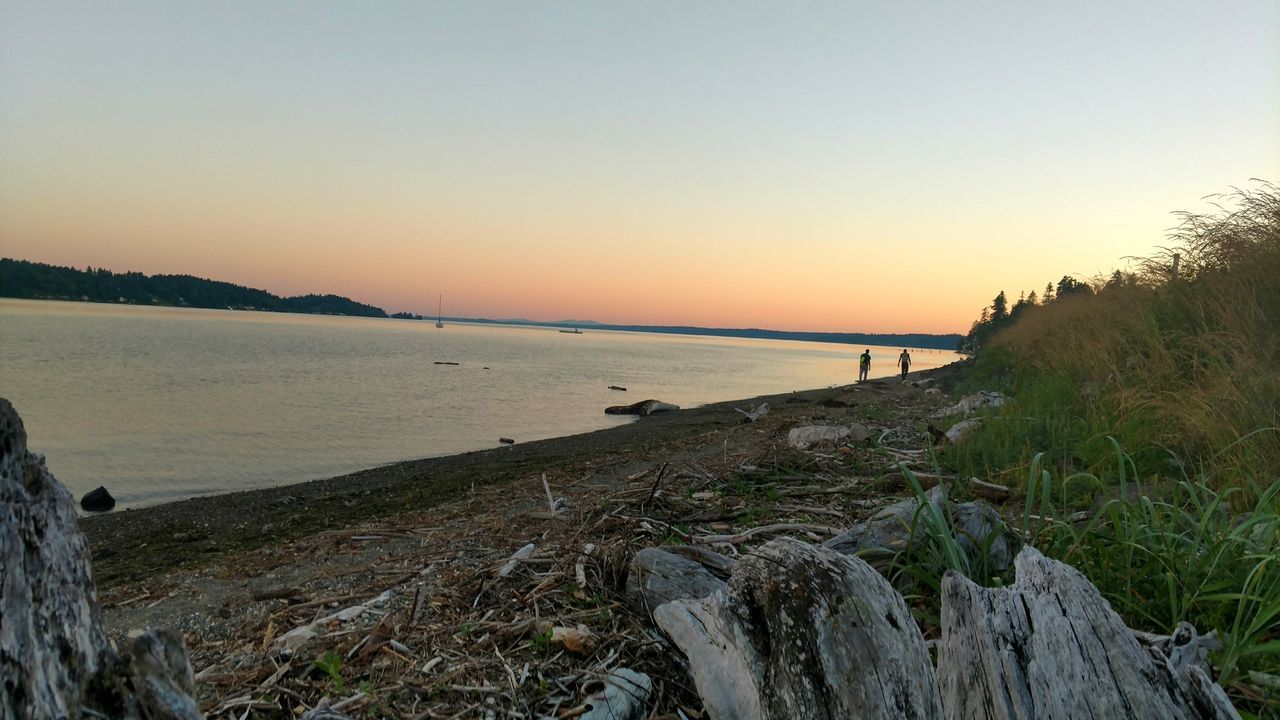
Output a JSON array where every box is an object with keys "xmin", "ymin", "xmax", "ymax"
[
  {"xmin": 1023, "ymin": 445, "xmax": 1280, "ymax": 713},
  {"xmin": 950, "ymin": 182, "xmax": 1280, "ymax": 488},
  {"xmin": 934, "ymin": 182, "xmax": 1280, "ymax": 714}
]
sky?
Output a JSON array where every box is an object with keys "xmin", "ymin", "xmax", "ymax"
[{"xmin": 1, "ymin": 2, "xmax": 1277, "ymax": 333}]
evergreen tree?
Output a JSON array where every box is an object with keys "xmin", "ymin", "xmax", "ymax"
[
  {"xmin": 1056, "ymin": 275, "xmax": 1092, "ymax": 297},
  {"xmin": 991, "ymin": 291, "xmax": 1009, "ymax": 321}
]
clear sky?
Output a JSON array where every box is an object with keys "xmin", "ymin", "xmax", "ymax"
[{"xmin": 2, "ymin": 1, "xmax": 1277, "ymax": 333}]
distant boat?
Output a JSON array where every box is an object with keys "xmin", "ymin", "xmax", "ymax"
[
  {"xmin": 559, "ymin": 328, "xmax": 582, "ymax": 334},
  {"xmin": 436, "ymin": 294, "xmax": 444, "ymax": 328}
]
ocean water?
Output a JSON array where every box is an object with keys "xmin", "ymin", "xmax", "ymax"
[{"xmin": 0, "ymin": 299, "xmax": 955, "ymax": 508}]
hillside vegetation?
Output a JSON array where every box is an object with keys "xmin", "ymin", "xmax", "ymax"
[
  {"xmin": 0, "ymin": 259, "xmax": 387, "ymax": 318},
  {"xmin": 939, "ymin": 182, "xmax": 1279, "ymax": 713}
]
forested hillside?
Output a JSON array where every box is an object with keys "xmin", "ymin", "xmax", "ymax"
[{"xmin": 0, "ymin": 259, "xmax": 387, "ymax": 318}]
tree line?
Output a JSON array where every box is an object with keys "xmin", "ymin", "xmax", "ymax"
[
  {"xmin": 961, "ymin": 271, "xmax": 1139, "ymax": 353},
  {"xmin": 0, "ymin": 258, "xmax": 387, "ymax": 318}
]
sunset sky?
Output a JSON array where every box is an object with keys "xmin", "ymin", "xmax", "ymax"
[{"xmin": 2, "ymin": 2, "xmax": 1277, "ymax": 333}]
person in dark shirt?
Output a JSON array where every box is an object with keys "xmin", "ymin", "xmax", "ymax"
[
  {"xmin": 858, "ymin": 349, "xmax": 871, "ymax": 382},
  {"xmin": 898, "ymin": 349, "xmax": 911, "ymax": 380}
]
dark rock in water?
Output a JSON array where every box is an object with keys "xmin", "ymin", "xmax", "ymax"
[
  {"xmin": 80, "ymin": 485, "xmax": 116, "ymax": 512},
  {"xmin": 499, "ymin": 437, "xmax": 515, "ymax": 445}
]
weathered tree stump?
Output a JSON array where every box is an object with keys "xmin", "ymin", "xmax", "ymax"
[
  {"xmin": 938, "ymin": 546, "xmax": 1240, "ymax": 719},
  {"xmin": 0, "ymin": 398, "xmax": 202, "ymax": 719},
  {"xmin": 653, "ymin": 537, "xmax": 943, "ymax": 720}
]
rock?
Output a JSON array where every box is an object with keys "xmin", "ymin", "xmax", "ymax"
[
  {"xmin": 824, "ymin": 486, "xmax": 1019, "ymax": 574},
  {"xmin": 847, "ymin": 422, "xmax": 871, "ymax": 444},
  {"xmin": 550, "ymin": 624, "xmax": 597, "ymax": 655},
  {"xmin": 951, "ymin": 500, "xmax": 1019, "ymax": 573},
  {"xmin": 824, "ymin": 485, "xmax": 949, "ymax": 561},
  {"xmin": 80, "ymin": 485, "xmax": 116, "ymax": 512},
  {"xmin": 654, "ymin": 537, "xmax": 943, "ymax": 720},
  {"xmin": 605, "ymin": 399, "xmax": 680, "ymax": 416},
  {"xmin": 945, "ymin": 417, "xmax": 984, "ymax": 443},
  {"xmin": 787, "ymin": 425, "xmax": 849, "ymax": 450},
  {"xmin": 924, "ymin": 387, "xmax": 942, "ymax": 396},
  {"xmin": 662, "ymin": 544, "xmax": 736, "ymax": 577},
  {"xmin": 933, "ymin": 391, "xmax": 1007, "ymax": 418},
  {"xmin": 498, "ymin": 437, "xmax": 515, "ymax": 445},
  {"xmin": 627, "ymin": 547, "xmax": 726, "ymax": 614},
  {"xmin": 579, "ymin": 668, "xmax": 653, "ymax": 720}
]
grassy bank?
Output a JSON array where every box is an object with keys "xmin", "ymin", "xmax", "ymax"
[{"xmin": 932, "ymin": 184, "xmax": 1280, "ymax": 714}]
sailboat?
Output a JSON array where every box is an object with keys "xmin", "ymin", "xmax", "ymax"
[{"xmin": 435, "ymin": 294, "xmax": 444, "ymax": 328}]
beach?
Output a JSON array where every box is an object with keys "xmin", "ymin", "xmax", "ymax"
[{"xmin": 79, "ymin": 366, "xmax": 962, "ymax": 717}]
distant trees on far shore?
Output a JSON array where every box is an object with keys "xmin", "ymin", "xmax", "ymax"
[{"xmin": 0, "ymin": 258, "xmax": 387, "ymax": 318}]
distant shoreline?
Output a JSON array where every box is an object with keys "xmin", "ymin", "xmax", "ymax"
[
  {"xmin": 3, "ymin": 255, "xmax": 962, "ymax": 350},
  {"xmin": 6, "ymin": 293, "xmax": 962, "ymax": 351}
]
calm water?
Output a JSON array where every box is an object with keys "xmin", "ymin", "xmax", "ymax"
[{"xmin": 0, "ymin": 299, "xmax": 955, "ymax": 508}]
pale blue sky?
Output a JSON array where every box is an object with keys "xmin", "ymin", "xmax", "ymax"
[{"xmin": 2, "ymin": 1, "xmax": 1277, "ymax": 331}]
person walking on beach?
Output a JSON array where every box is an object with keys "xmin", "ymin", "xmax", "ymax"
[
  {"xmin": 898, "ymin": 349, "xmax": 911, "ymax": 380},
  {"xmin": 858, "ymin": 349, "xmax": 871, "ymax": 382}
]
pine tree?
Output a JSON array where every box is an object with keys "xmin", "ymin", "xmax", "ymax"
[{"xmin": 992, "ymin": 291, "xmax": 1008, "ymax": 321}]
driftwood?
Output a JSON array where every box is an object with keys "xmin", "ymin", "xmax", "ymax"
[
  {"xmin": 653, "ymin": 538, "xmax": 943, "ymax": 719},
  {"xmin": 967, "ymin": 477, "xmax": 1012, "ymax": 501},
  {"xmin": 735, "ymin": 402, "xmax": 769, "ymax": 423},
  {"xmin": 0, "ymin": 398, "xmax": 202, "ymax": 719},
  {"xmin": 604, "ymin": 399, "xmax": 680, "ymax": 416},
  {"xmin": 938, "ymin": 547, "xmax": 1240, "ymax": 719},
  {"xmin": 637, "ymin": 534, "xmax": 1240, "ymax": 719},
  {"xmin": 662, "ymin": 544, "xmax": 736, "ymax": 576},
  {"xmin": 496, "ymin": 543, "xmax": 536, "ymax": 578}
]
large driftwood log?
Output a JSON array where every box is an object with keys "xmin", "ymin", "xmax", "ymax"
[
  {"xmin": 653, "ymin": 538, "xmax": 943, "ymax": 720},
  {"xmin": 938, "ymin": 546, "xmax": 1240, "ymax": 719},
  {"xmin": 0, "ymin": 399, "xmax": 202, "ymax": 719}
]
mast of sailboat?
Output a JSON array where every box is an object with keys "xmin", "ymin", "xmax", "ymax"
[{"xmin": 436, "ymin": 294, "xmax": 444, "ymax": 328}]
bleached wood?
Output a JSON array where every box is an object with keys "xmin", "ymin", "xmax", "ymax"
[
  {"xmin": 937, "ymin": 546, "xmax": 1239, "ymax": 720},
  {"xmin": 654, "ymin": 538, "xmax": 943, "ymax": 720},
  {"xmin": 0, "ymin": 398, "xmax": 202, "ymax": 719}
]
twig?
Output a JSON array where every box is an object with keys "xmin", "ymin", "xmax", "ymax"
[{"xmin": 641, "ymin": 463, "xmax": 669, "ymax": 509}]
